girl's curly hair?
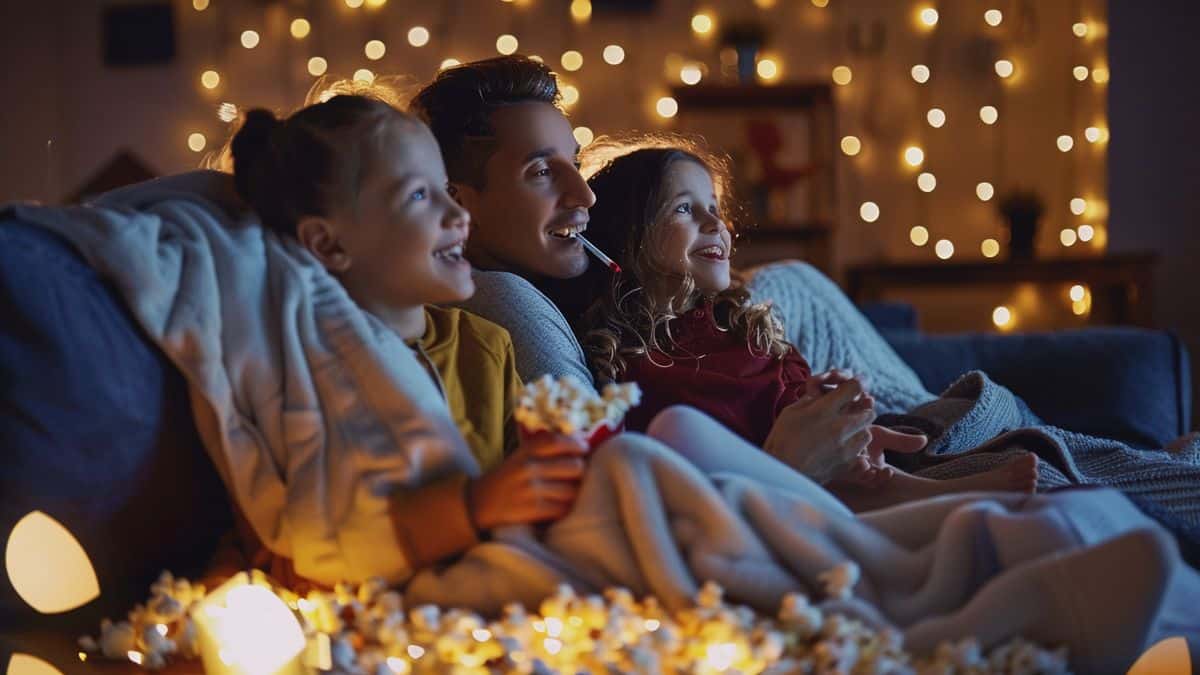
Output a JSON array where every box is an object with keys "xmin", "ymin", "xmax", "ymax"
[{"xmin": 574, "ymin": 134, "xmax": 790, "ymax": 383}]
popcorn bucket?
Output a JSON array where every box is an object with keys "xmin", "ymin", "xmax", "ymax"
[{"xmin": 518, "ymin": 419, "xmax": 625, "ymax": 451}]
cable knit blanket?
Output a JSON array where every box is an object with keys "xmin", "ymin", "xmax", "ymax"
[{"xmin": 876, "ymin": 371, "xmax": 1200, "ymax": 528}]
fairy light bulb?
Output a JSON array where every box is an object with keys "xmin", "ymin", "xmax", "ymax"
[
  {"xmin": 364, "ymin": 40, "xmax": 386, "ymax": 60},
  {"xmin": 603, "ymin": 45, "xmax": 625, "ymax": 65},
  {"xmin": 345, "ymin": 0, "xmax": 364, "ymax": 7},
  {"xmin": 1078, "ymin": 224, "xmax": 1095, "ymax": 241},
  {"xmin": 353, "ymin": 68, "xmax": 375, "ymax": 83},
  {"xmin": 757, "ymin": 58, "xmax": 780, "ymax": 81},
  {"xmin": 680, "ymin": 64, "xmax": 703, "ymax": 85},
  {"xmin": 570, "ymin": 0, "xmax": 592, "ymax": 22},
  {"xmin": 811, "ymin": 0, "xmax": 829, "ymax": 6},
  {"xmin": 408, "ymin": 26, "xmax": 430, "ymax": 47},
  {"xmin": 1070, "ymin": 197, "xmax": 1087, "ymax": 215},
  {"xmin": 984, "ymin": 9, "xmax": 1002, "ymax": 26},
  {"xmin": 656, "ymin": 96, "xmax": 678, "ymax": 118},
  {"xmin": 994, "ymin": 59, "xmax": 1014, "ymax": 78},
  {"xmin": 1060, "ymin": 228, "xmax": 1078, "ymax": 246},
  {"xmin": 496, "ymin": 34, "xmax": 519, "ymax": 55},
  {"xmin": 1092, "ymin": 67, "xmax": 1110, "ymax": 83},
  {"xmin": 935, "ymin": 239, "xmax": 954, "ymax": 259},
  {"xmin": 910, "ymin": 226, "xmax": 930, "ymax": 246},
  {"xmin": 561, "ymin": 50, "xmax": 584, "ymax": 71},
  {"xmin": 439, "ymin": 58, "xmax": 461, "ymax": 70},
  {"xmin": 691, "ymin": 13, "xmax": 714, "ymax": 35},
  {"xmin": 1073, "ymin": 66, "xmax": 1090, "ymax": 81},
  {"xmin": 201, "ymin": 70, "xmax": 220, "ymax": 89},
  {"xmin": 976, "ymin": 182, "xmax": 995, "ymax": 201},
  {"xmin": 981, "ymin": 238, "xmax": 1000, "ymax": 258},
  {"xmin": 831, "ymin": 66, "xmax": 852, "ymax": 85},
  {"xmin": 917, "ymin": 172, "xmax": 937, "ymax": 192},
  {"xmin": 926, "ymin": 108, "xmax": 946, "ymax": 128},
  {"xmin": 240, "ymin": 30, "xmax": 260, "ymax": 49},
  {"xmin": 217, "ymin": 102, "xmax": 238, "ymax": 123},
  {"xmin": 919, "ymin": 7, "xmax": 939, "ymax": 27},
  {"xmin": 187, "ymin": 133, "xmax": 206, "ymax": 152},
  {"xmin": 859, "ymin": 201, "xmax": 880, "ymax": 223},
  {"xmin": 840, "ymin": 136, "xmax": 861, "ymax": 156},
  {"xmin": 903, "ymin": 146, "xmax": 924, "ymax": 167},
  {"xmin": 1072, "ymin": 22, "xmax": 1089, "ymax": 37},
  {"xmin": 1069, "ymin": 284, "xmax": 1086, "ymax": 302},
  {"xmin": 307, "ymin": 57, "xmax": 328, "ymax": 76},
  {"xmin": 911, "ymin": 64, "xmax": 930, "ymax": 83},
  {"xmin": 980, "ymin": 106, "xmax": 999, "ymax": 125},
  {"xmin": 193, "ymin": 0, "xmax": 209, "ymax": 10},
  {"xmin": 1057, "ymin": 135, "xmax": 1075, "ymax": 152},
  {"xmin": 573, "ymin": 126, "xmax": 594, "ymax": 146},
  {"xmin": 290, "ymin": 19, "xmax": 311, "ymax": 39},
  {"xmin": 992, "ymin": 306, "xmax": 1012, "ymax": 328},
  {"xmin": 1084, "ymin": 126, "xmax": 1103, "ymax": 143},
  {"xmin": 560, "ymin": 85, "xmax": 580, "ymax": 106}
]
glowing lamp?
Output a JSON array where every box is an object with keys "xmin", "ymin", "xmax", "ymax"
[
  {"xmin": 193, "ymin": 573, "xmax": 306, "ymax": 675},
  {"xmin": 680, "ymin": 64, "xmax": 703, "ymax": 85},
  {"xmin": 5, "ymin": 511, "xmax": 99, "ymax": 614},
  {"xmin": 984, "ymin": 9, "xmax": 1002, "ymax": 26},
  {"xmin": 691, "ymin": 13, "xmax": 713, "ymax": 35},
  {"xmin": 994, "ymin": 59, "xmax": 1014, "ymax": 78},
  {"xmin": 6, "ymin": 654, "xmax": 64, "ymax": 675},
  {"xmin": 911, "ymin": 64, "xmax": 930, "ymax": 83},
  {"xmin": 656, "ymin": 97, "xmax": 678, "ymax": 118},
  {"xmin": 903, "ymin": 146, "xmax": 924, "ymax": 167},
  {"xmin": 603, "ymin": 45, "xmax": 624, "ymax": 65},
  {"xmin": 570, "ymin": 0, "xmax": 592, "ymax": 22},
  {"xmin": 976, "ymin": 182, "xmax": 994, "ymax": 201},
  {"xmin": 573, "ymin": 126, "xmax": 594, "ymax": 146},
  {"xmin": 927, "ymin": 108, "xmax": 946, "ymax": 127},
  {"xmin": 981, "ymin": 239, "xmax": 1000, "ymax": 258},
  {"xmin": 992, "ymin": 306, "xmax": 1012, "ymax": 328},
  {"xmin": 935, "ymin": 239, "xmax": 954, "ymax": 259},
  {"xmin": 561, "ymin": 51, "xmax": 583, "ymax": 72},
  {"xmin": 980, "ymin": 106, "xmax": 999, "ymax": 125},
  {"xmin": 831, "ymin": 66, "xmax": 852, "ymax": 85},
  {"xmin": 364, "ymin": 40, "xmax": 386, "ymax": 60},
  {"xmin": 289, "ymin": 19, "xmax": 310, "ymax": 39}
]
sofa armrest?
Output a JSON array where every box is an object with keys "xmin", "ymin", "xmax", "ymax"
[{"xmin": 880, "ymin": 327, "xmax": 1191, "ymax": 449}]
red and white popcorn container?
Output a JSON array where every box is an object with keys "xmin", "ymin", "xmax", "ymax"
[{"xmin": 514, "ymin": 375, "xmax": 640, "ymax": 451}]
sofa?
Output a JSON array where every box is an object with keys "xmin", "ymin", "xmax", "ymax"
[{"xmin": 0, "ymin": 216, "xmax": 1193, "ymax": 639}]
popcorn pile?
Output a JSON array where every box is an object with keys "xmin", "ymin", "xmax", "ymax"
[
  {"xmin": 79, "ymin": 569, "xmax": 1070, "ymax": 674},
  {"xmin": 76, "ymin": 572, "xmax": 206, "ymax": 669},
  {"xmin": 514, "ymin": 375, "xmax": 641, "ymax": 438}
]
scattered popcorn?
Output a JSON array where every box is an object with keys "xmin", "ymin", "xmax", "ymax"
[
  {"xmin": 818, "ymin": 560, "xmax": 861, "ymax": 600},
  {"xmin": 80, "ymin": 570, "xmax": 1071, "ymax": 674},
  {"xmin": 515, "ymin": 375, "xmax": 640, "ymax": 440}
]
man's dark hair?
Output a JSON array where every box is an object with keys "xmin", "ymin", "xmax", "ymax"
[{"xmin": 409, "ymin": 55, "xmax": 560, "ymax": 188}]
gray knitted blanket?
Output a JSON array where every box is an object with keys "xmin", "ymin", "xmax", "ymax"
[{"xmin": 877, "ymin": 371, "xmax": 1200, "ymax": 527}]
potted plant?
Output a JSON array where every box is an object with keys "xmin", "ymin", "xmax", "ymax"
[{"xmin": 997, "ymin": 188, "xmax": 1045, "ymax": 260}]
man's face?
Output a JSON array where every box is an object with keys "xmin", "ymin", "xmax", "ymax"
[{"xmin": 454, "ymin": 102, "xmax": 596, "ymax": 280}]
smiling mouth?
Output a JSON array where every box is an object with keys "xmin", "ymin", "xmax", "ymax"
[
  {"xmin": 692, "ymin": 244, "xmax": 728, "ymax": 260},
  {"xmin": 433, "ymin": 241, "xmax": 466, "ymax": 262},
  {"xmin": 548, "ymin": 222, "xmax": 588, "ymax": 239}
]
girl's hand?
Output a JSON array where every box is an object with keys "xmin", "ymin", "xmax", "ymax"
[
  {"xmin": 467, "ymin": 433, "xmax": 587, "ymax": 531},
  {"xmin": 764, "ymin": 379, "xmax": 875, "ymax": 484},
  {"xmin": 837, "ymin": 451, "xmax": 895, "ymax": 489}
]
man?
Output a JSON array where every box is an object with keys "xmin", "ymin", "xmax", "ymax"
[{"xmin": 410, "ymin": 56, "xmax": 597, "ymax": 387}]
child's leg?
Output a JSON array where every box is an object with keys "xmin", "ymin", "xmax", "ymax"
[
  {"xmin": 643, "ymin": 405, "xmax": 854, "ymax": 518},
  {"xmin": 831, "ymin": 453, "xmax": 1039, "ymax": 513}
]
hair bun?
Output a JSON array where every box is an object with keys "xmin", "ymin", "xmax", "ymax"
[{"xmin": 230, "ymin": 108, "xmax": 281, "ymax": 203}]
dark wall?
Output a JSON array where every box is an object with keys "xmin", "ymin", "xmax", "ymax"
[{"xmin": 1108, "ymin": 0, "xmax": 1200, "ymax": 429}]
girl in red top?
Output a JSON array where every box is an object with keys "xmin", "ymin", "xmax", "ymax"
[{"xmin": 575, "ymin": 140, "xmax": 1037, "ymax": 511}]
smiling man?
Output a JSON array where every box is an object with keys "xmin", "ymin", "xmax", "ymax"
[{"xmin": 410, "ymin": 56, "xmax": 597, "ymax": 385}]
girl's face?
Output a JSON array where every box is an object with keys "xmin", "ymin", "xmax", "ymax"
[
  {"xmin": 331, "ymin": 121, "xmax": 474, "ymax": 315},
  {"xmin": 648, "ymin": 159, "xmax": 732, "ymax": 296}
]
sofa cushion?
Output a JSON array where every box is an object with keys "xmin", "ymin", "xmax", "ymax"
[{"xmin": 0, "ymin": 219, "xmax": 231, "ymax": 632}]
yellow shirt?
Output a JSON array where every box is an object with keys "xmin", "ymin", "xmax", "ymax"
[{"xmin": 415, "ymin": 306, "xmax": 521, "ymax": 471}]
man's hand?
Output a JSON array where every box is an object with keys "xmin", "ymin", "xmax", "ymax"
[{"xmin": 466, "ymin": 433, "xmax": 587, "ymax": 531}]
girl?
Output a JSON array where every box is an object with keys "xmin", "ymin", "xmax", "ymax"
[
  {"xmin": 219, "ymin": 94, "xmax": 589, "ymax": 582},
  {"xmin": 576, "ymin": 140, "xmax": 1038, "ymax": 511}
]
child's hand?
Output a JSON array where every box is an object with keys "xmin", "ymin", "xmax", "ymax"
[
  {"xmin": 467, "ymin": 433, "xmax": 588, "ymax": 531},
  {"xmin": 764, "ymin": 378, "xmax": 875, "ymax": 484},
  {"xmin": 811, "ymin": 369, "xmax": 874, "ymax": 408}
]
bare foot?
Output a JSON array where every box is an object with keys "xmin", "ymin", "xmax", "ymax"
[{"xmin": 942, "ymin": 452, "xmax": 1038, "ymax": 494}]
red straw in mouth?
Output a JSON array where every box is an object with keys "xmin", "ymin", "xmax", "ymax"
[{"xmin": 576, "ymin": 234, "xmax": 621, "ymax": 273}]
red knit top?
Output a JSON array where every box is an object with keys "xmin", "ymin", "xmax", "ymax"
[{"xmin": 618, "ymin": 301, "xmax": 810, "ymax": 446}]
